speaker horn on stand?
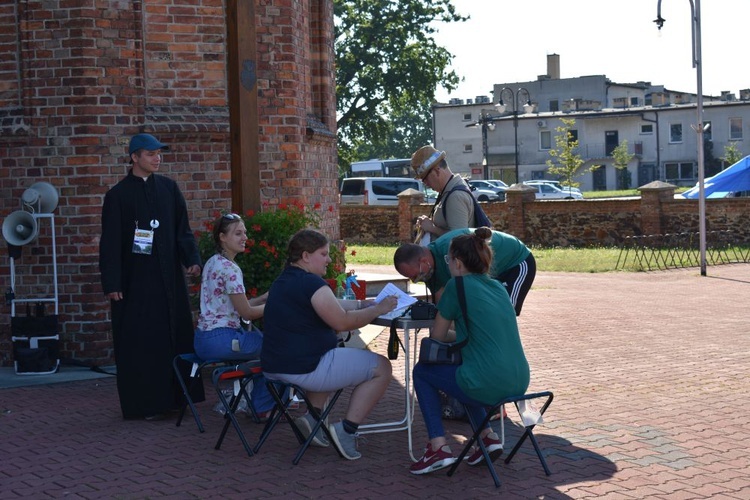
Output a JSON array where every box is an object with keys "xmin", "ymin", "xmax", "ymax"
[
  {"xmin": 2, "ymin": 181, "xmax": 60, "ymax": 318},
  {"xmin": 2, "ymin": 210, "xmax": 39, "ymax": 247}
]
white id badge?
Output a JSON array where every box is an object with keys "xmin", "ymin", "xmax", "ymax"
[{"xmin": 132, "ymin": 228, "xmax": 154, "ymax": 255}]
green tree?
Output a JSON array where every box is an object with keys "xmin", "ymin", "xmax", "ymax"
[
  {"xmin": 722, "ymin": 142, "xmax": 743, "ymax": 167},
  {"xmin": 335, "ymin": 0, "xmax": 466, "ymax": 169},
  {"xmin": 546, "ymin": 118, "xmax": 585, "ymax": 188},
  {"xmin": 344, "ymin": 99, "xmax": 434, "ymax": 168},
  {"xmin": 612, "ymin": 140, "xmax": 634, "ymax": 189}
]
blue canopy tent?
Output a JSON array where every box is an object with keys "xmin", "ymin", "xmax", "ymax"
[{"xmin": 681, "ymin": 155, "xmax": 750, "ymax": 199}]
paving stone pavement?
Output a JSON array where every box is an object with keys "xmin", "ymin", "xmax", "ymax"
[{"xmin": 2, "ymin": 264, "xmax": 749, "ymax": 499}]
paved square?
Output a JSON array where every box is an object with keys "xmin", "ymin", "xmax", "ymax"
[{"xmin": 2, "ymin": 265, "xmax": 749, "ymax": 498}]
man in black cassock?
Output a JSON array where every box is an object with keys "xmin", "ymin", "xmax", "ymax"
[{"xmin": 99, "ymin": 133, "xmax": 204, "ymax": 420}]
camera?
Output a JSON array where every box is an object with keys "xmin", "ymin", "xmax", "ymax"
[{"xmin": 410, "ymin": 300, "xmax": 437, "ymax": 320}]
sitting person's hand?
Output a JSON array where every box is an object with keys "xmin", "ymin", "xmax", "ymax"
[{"xmin": 372, "ymin": 295, "xmax": 399, "ymax": 316}]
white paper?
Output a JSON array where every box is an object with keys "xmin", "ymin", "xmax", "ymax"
[{"xmin": 375, "ymin": 283, "xmax": 417, "ymax": 320}]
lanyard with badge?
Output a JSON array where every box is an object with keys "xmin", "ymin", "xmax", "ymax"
[{"xmin": 132, "ymin": 218, "xmax": 159, "ymax": 255}]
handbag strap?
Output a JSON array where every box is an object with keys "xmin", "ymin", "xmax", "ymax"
[{"xmin": 449, "ymin": 276, "xmax": 470, "ymax": 353}]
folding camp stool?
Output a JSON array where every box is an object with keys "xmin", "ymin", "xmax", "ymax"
[
  {"xmin": 447, "ymin": 391, "xmax": 554, "ymax": 487},
  {"xmin": 172, "ymin": 353, "xmax": 249, "ymax": 432},
  {"xmin": 212, "ymin": 361, "xmax": 264, "ymax": 457},
  {"xmin": 253, "ymin": 380, "xmax": 344, "ymax": 465}
]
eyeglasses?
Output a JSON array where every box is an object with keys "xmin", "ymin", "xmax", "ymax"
[{"xmin": 222, "ymin": 213, "xmax": 241, "ymax": 220}]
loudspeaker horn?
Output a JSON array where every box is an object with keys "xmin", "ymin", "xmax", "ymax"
[
  {"xmin": 21, "ymin": 181, "xmax": 59, "ymax": 214},
  {"xmin": 2, "ymin": 210, "xmax": 39, "ymax": 246}
]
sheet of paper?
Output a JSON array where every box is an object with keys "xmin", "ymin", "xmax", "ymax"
[{"xmin": 375, "ymin": 283, "xmax": 417, "ymax": 320}]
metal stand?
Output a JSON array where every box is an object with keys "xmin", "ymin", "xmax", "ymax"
[{"xmin": 9, "ymin": 213, "xmax": 59, "ymax": 316}]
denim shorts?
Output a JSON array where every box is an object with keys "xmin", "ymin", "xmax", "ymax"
[{"xmin": 194, "ymin": 327, "xmax": 263, "ymax": 361}]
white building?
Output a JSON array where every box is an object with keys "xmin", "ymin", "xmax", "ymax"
[{"xmin": 433, "ymin": 54, "xmax": 750, "ymax": 190}]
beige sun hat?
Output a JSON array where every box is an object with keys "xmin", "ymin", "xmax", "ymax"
[{"xmin": 411, "ymin": 145, "xmax": 446, "ymax": 179}]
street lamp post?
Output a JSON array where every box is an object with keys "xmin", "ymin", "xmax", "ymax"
[
  {"xmin": 496, "ymin": 87, "xmax": 533, "ymax": 184},
  {"xmin": 654, "ymin": 0, "xmax": 706, "ymax": 276}
]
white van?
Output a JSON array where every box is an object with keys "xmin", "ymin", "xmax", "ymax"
[{"xmin": 340, "ymin": 177, "xmax": 424, "ymax": 206}]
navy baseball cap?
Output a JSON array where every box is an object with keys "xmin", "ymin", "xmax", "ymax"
[{"xmin": 128, "ymin": 133, "xmax": 169, "ymax": 155}]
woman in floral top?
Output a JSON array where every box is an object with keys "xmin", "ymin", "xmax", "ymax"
[{"xmin": 194, "ymin": 213, "xmax": 274, "ymax": 414}]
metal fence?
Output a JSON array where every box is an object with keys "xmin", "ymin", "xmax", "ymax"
[{"xmin": 616, "ymin": 231, "xmax": 750, "ymax": 271}]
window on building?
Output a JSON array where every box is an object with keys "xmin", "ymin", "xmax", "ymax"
[
  {"xmin": 463, "ymin": 112, "xmax": 472, "ymax": 121},
  {"xmin": 540, "ymin": 131, "xmax": 551, "ymax": 150},
  {"xmin": 730, "ymin": 117, "xmax": 743, "ymax": 140},
  {"xmin": 549, "ymin": 100, "xmax": 559, "ymax": 112},
  {"xmin": 669, "ymin": 123, "xmax": 683, "ymax": 143},
  {"xmin": 645, "ymin": 94, "xmax": 653, "ymax": 106},
  {"xmin": 640, "ymin": 124, "xmax": 653, "ymax": 135},
  {"xmin": 664, "ymin": 162, "xmax": 694, "ymax": 182},
  {"xmin": 630, "ymin": 96, "xmax": 639, "ymax": 106},
  {"xmin": 568, "ymin": 129, "xmax": 579, "ymax": 144},
  {"xmin": 463, "ymin": 144, "xmax": 473, "ymax": 153}
]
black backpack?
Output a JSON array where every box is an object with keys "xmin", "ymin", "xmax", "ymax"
[{"xmin": 441, "ymin": 184, "xmax": 493, "ymax": 228}]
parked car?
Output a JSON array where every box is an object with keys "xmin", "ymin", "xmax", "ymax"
[
  {"xmin": 469, "ymin": 185, "xmax": 502, "ymax": 202},
  {"xmin": 523, "ymin": 181, "xmax": 584, "ymax": 200},
  {"xmin": 424, "ymin": 187, "xmax": 438, "ymax": 204},
  {"xmin": 340, "ymin": 177, "xmax": 424, "ymax": 206},
  {"xmin": 525, "ymin": 180, "xmax": 582, "ymax": 195},
  {"xmin": 468, "ymin": 179, "xmax": 508, "ymax": 193}
]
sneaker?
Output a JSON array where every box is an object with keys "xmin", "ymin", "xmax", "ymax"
[
  {"xmin": 328, "ymin": 421, "xmax": 361, "ymax": 460},
  {"xmin": 465, "ymin": 432, "xmax": 503, "ymax": 466},
  {"xmin": 410, "ymin": 443, "xmax": 457, "ymax": 475},
  {"xmin": 295, "ymin": 413, "xmax": 329, "ymax": 448}
]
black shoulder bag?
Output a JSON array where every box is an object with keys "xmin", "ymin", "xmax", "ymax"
[{"xmin": 418, "ymin": 276, "xmax": 470, "ymax": 365}]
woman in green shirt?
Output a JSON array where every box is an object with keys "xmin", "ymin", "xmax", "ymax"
[{"xmin": 410, "ymin": 227, "xmax": 530, "ymax": 475}]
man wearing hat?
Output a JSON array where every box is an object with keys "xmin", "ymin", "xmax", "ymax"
[
  {"xmin": 412, "ymin": 145, "xmax": 475, "ymax": 243},
  {"xmin": 100, "ymin": 133, "xmax": 203, "ymax": 420}
]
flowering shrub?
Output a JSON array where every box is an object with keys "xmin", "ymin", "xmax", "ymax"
[{"xmin": 194, "ymin": 201, "xmax": 350, "ymax": 298}]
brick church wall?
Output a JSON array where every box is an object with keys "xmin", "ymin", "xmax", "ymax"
[{"xmin": 0, "ymin": 0, "xmax": 337, "ymax": 366}]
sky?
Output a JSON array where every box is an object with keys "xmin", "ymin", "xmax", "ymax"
[{"xmin": 432, "ymin": 0, "xmax": 749, "ymax": 103}]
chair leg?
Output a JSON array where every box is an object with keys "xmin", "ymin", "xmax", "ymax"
[
  {"xmin": 253, "ymin": 381, "xmax": 301, "ymax": 454},
  {"xmin": 504, "ymin": 392, "xmax": 554, "ymax": 476},
  {"xmin": 253, "ymin": 381, "xmax": 344, "ymax": 465},
  {"xmin": 447, "ymin": 410, "xmax": 502, "ymax": 487},
  {"xmin": 173, "ymin": 356, "xmax": 206, "ymax": 433},
  {"xmin": 213, "ymin": 371, "xmax": 258, "ymax": 457},
  {"xmin": 448, "ymin": 391, "xmax": 554, "ymax": 487},
  {"xmin": 292, "ymin": 389, "xmax": 343, "ymax": 465}
]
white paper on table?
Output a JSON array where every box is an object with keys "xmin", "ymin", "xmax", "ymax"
[{"xmin": 375, "ymin": 282, "xmax": 417, "ymax": 320}]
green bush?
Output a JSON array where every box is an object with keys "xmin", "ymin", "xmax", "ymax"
[{"xmin": 194, "ymin": 201, "xmax": 347, "ymax": 298}]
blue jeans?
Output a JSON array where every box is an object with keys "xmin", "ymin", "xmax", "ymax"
[
  {"xmin": 194, "ymin": 327, "xmax": 274, "ymax": 413},
  {"xmin": 412, "ymin": 362, "xmax": 489, "ymax": 440}
]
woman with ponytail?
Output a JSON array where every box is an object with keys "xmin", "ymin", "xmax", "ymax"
[{"xmin": 409, "ymin": 227, "xmax": 530, "ymax": 475}]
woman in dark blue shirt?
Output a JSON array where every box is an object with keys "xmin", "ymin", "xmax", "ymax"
[{"xmin": 262, "ymin": 229, "xmax": 397, "ymax": 460}]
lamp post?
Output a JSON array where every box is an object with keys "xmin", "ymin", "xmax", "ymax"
[
  {"xmin": 654, "ymin": 0, "xmax": 706, "ymax": 276},
  {"xmin": 496, "ymin": 87, "xmax": 533, "ymax": 184}
]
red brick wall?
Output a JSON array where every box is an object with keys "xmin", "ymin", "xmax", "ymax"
[
  {"xmin": 0, "ymin": 0, "xmax": 337, "ymax": 367},
  {"xmin": 340, "ymin": 190, "xmax": 750, "ymax": 247}
]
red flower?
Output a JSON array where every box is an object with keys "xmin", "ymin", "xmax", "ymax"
[
  {"xmin": 245, "ymin": 209, "xmax": 255, "ymax": 218},
  {"xmin": 350, "ymin": 250, "xmax": 357, "ymax": 256},
  {"xmin": 249, "ymin": 288, "xmax": 258, "ymax": 298},
  {"xmin": 328, "ymin": 205, "xmax": 334, "ymax": 212},
  {"xmin": 313, "ymin": 202, "xmax": 321, "ymax": 210},
  {"xmin": 253, "ymin": 224, "xmax": 262, "ymax": 232}
]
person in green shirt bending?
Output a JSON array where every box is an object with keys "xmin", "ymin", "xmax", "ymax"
[{"xmin": 394, "ymin": 227, "xmax": 536, "ymax": 316}]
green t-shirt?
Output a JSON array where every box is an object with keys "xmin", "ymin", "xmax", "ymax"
[
  {"xmin": 427, "ymin": 228, "xmax": 531, "ymax": 294},
  {"xmin": 438, "ymin": 274, "xmax": 530, "ymax": 405}
]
